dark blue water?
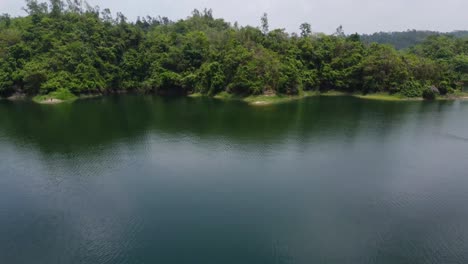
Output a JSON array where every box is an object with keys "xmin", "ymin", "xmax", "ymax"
[{"xmin": 1, "ymin": 96, "xmax": 468, "ymax": 264}]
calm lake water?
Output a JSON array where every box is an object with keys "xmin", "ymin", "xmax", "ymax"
[{"xmin": 1, "ymin": 95, "xmax": 468, "ymax": 264}]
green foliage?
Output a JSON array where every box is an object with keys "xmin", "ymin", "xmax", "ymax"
[
  {"xmin": 361, "ymin": 44, "xmax": 408, "ymax": 93},
  {"xmin": 299, "ymin": 23, "xmax": 311, "ymax": 38},
  {"xmin": 260, "ymin": 13, "xmax": 269, "ymax": 35},
  {"xmin": 0, "ymin": 66, "xmax": 14, "ymax": 96},
  {"xmin": 34, "ymin": 88, "xmax": 77, "ymax": 102},
  {"xmin": 0, "ymin": 0, "xmax": 466, "ymax": 100},
  {"xmin": 21, "ymin": 60, "xmax": 48, "ymax": 94},
  {"xmin": 197, "ymin": 62, "xmax": 225, "ymax": 95},
  {"xmin": 438, "ymin": 81, "xmax": 451, "ymax": 95},
  {"xmin": 361, "ymin": 30, "xmax": 468, "ymax": 50},
  {"xmin": 400, "ymin": 80, "xmax": 423, "ymax": 98},
  {"xmin": 149, "ymin": 69, "xmax": 182, "ymax": 93},
  {"xmin": 48, "ymin": 88, "xmax": 76, "ymax": 100},
  {"xmin": 229, "ymin": 64, "xmax": 263, "ymax": 95},
  {"xmin": 40, "ymin": 71, "xmax": 79, "ymax": 93},
  {"xmin": 278, "ymin": 57, "xmax": 302, "ymax": 94},
  {"xmin": 302, "ymin": 70, "xmax": 318, "ymax": 90},
  {"xmin": 454, "ymin": 55, "xmax": 468, "ymax": 73},
  {"xmin": 422, "ymin": 87, "xmax": 438, "ymax": 100}
]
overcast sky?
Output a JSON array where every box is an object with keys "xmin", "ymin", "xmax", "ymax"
[{"xmin": 1, "ymin": 0, "xmax": 467, "ymax": 34}]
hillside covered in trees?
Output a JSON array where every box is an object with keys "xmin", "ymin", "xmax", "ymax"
[
  {"xmin": 361, "ymin": 30, "xmax": 468, "ymax": 50},
  {"xmin": 0, "ymin": 0, "xmax": 467, "ymax": 101}
]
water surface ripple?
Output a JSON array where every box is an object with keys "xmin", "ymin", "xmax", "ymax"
[{"xmin": 1, "ymin": 96, "xmax": 468, "ymax": 264}]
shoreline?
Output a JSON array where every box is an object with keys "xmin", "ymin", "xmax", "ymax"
[
  {"xmin": 206, "ymin": 90, "xmax": 352, "ymax": 105},
  {"xmin": 194, "ymin": 91, "xmax": 468, "ymax": 105},
  {"xmin": 3, "ymin": 90, "xmax": 468, "ymax": 106}
]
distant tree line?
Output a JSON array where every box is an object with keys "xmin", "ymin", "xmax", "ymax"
[
  {"xmin": 361, "ymin": 30, "xmax": 468, "ymax": 50},
  {"xmin": 0, "ymin": 0, "xmax": 467, "ymax": 99}
]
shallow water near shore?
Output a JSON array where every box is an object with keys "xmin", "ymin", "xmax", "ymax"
[{"xmin": 1, "ymin": 95, "xmax": 468, "ymax": 264}]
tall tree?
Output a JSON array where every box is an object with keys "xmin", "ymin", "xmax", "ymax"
[
  {"xmin": 260, "ymin": 13, "xmax": 269, "ymax": 35},
  {"xmin": 300, "ymin": 23, "xmax": 311, "ymax": 37},
  {"xmin": 335, "ymin": 25, "xmax": 345, "ymax": 37}
]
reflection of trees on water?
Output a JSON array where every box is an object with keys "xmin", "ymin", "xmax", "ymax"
[{"xmin": 0, "ymin": 95, "xmax": 455, "ymax": 155}]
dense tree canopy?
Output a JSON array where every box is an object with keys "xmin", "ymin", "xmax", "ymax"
[{"xmin": 0, "ymin": 0, "xmax": 467, "ymax": 99}]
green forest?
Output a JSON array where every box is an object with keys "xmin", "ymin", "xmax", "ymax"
[
  {"xmin": 361, "ymin": 30, "xmax": 468, "ymax": 50},
  {"xmin": 0, "ymin": 0, "xmax": 467, "ymax": 102}
]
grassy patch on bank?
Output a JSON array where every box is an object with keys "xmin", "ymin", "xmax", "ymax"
[
  {"xmin": 212, "ymin": 90, "xmax": 356, "ymax": 105},
  {"xmin": 188, "ymin": 92, "xmax": 204, "ymax": 98},
  {"xmin": 212, "ymin": 90, "xmax": 468, "ymax": 103},
  {"xmin": 234, "ymin": 90, "xmax": 350, "ymax": 105},
  {"xmin": 243, "ymin": 91, "xmax": 314, "ymax": 105},
  {"xmin": 450, "ymin": 91, "xmax": 468, "ymax": 98},
  {"xmin": 33, "ymin": 89, "xmax": 78, "ymax": 104},
  {"xmin": 318, "ymin": 90, "xmax": 350, "ymax": 97},
  {"xmin": 243, "ymin": 94, "xmax": 291, "ymax": 105},
  {"xmin": 213, "ymin": 91, "xmax": 244, "ymax": 100},
  {"xmin": 212, "ymin": 91, "xmax": 289, "ymax": 105},
  {"xmin": 353, "ymin": 93, "xmax": 408, "ymax": 101}
]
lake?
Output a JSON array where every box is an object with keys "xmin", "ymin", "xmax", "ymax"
[{"xmin": 1, "ymin": 95, "xmax": 468, "ymax": 264}]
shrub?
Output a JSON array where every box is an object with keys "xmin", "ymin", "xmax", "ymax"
[
  {"xmin": 33, "ymin": 88, "xmax": 77, "ymax": 103},
  {"xmin": 438, "ymin": 81, "xmax": 450, "ymax": 95},
  {"xmin": 422, "ymin": 87, "xmax": 438, "ymax": 100},
  {"xmin": 401, "ymin": 80, "xmax": 423, "ymax": 97},
  {"xmin": 49, "ymin": 88, "xmax": 77, "ymax": 101}
]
